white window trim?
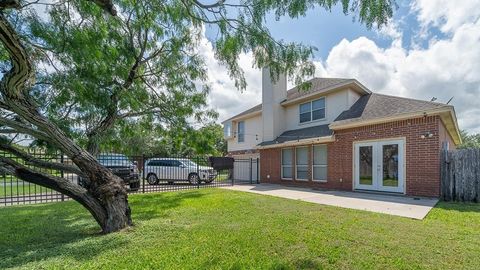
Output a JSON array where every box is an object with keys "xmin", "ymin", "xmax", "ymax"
[
  {"xmin": 237, "ymin": 121, "xmax": 245, "ymax": 143},
  {"xmin": 299, "ymin": 97, "xmax": 327, "ymax": 125},
  {"xmin": 224, "ymin": 122, "xmax": 232, "ymax": 138},
  {"xmin": 312, "ymin": 144, "xmax": 328, "ymax": 182},
  {"xmin": 281, "ymin": 148, "xmax": 293, "ymax": 180},
  {"xmin": 298, "ymin": 97, "xmax": 327, "ymax": 125},
  {"xmin": 295, "ymin": 146, "xmax": 309, "ymax": 181}
]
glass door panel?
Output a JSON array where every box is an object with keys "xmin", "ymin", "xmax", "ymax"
[
  {"xmin": 382, "ymin": 144, "xmax": 399, "ymax": 188},
  {"xmin": 359, "ymin": 145, "xmax": 374, "ymax": 186}
]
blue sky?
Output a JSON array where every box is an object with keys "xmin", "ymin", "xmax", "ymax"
[
  {"xmin": 200, "ymin": 0, "xmax": 480, "ymax": 133},
  {"xmin": 265, "ymin": 4, "xmax": 397, "ymax": 59},
  {"xmin": 205, "ymin": 1, "xmax": 440, "ymax": 59},
  {"xmin": 265, "ymin": 0, "xmax": 450, "ymax": 59}
]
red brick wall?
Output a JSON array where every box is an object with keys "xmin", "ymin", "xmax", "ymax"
[
  {"xmin": 260, "ymin": 115, "xmax": 442, "ymax": 197},
  {"xmin": 260, "ymin": 148, "xmax": 281, "ymax": 182}
]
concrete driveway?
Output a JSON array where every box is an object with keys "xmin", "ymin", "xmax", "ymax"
[{"xmin": 223, "ymin": 184, "xmax": 438, "ymax": 219}]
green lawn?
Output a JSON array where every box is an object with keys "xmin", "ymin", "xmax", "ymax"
[
  {"xmin": 0, "ymin": 178, "xmax": 54, "ymax": 198},
  {"xmin": 0, "ymin": 189, "xmax": 479, "ymax": 269}
]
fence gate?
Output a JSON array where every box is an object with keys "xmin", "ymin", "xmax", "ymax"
[
  {"xmin": 233, "ymin": 158, "xmax": 260, "ymax": 184},
  {"xmin": 441, "ymin": 148, "xmax": 480, "ymax": 202}
]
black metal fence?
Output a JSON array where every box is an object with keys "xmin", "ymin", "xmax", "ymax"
[{"xmin": 1, "ymin": 151, "xmax": 259, "ymax": 207}]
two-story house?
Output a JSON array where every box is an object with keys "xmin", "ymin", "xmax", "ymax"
[{"xmin": 222, "ymin": 69, "xmax": 461, "ymax": 197}]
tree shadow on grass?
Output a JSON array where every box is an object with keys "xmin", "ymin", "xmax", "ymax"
[{"xmin": 0, "ymin": 190, "xmax": 206, "ymax": 269}]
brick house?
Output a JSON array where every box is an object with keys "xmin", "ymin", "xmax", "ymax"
[{"xmin": 222, "ymin": 69, "xmax": 461, "ymax": 197}]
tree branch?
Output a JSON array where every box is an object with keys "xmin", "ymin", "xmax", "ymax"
[
  {"xmin": 192, "ymin": 0, "xmax": 225, "ymax": 9},
  {"xmin": 0, "ymin": 0, "xmax": 21, "ymax": 10},
  {"xmin": 0, "ymin": 155, "xmax": 106, "ymax": 225},
  {"xmin": 87, "ymin": 0, "xmax": 116, "ymax": 16},
  {"xmin": 118, "ymin": 108, "xmax": 163, "ymax": 118},
  {"xmin": 0, "ymin": 141, "xmax": 86, "ymax": 176},
  {"xmin": 0, "ymin": 14, "xmax": 35, "ymax": 100},
  {"xmin": 0, "ymin": 116, "xmax": 50, "ymax": 141}
]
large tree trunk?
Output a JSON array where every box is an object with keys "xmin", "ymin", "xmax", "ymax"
[
  {"xmin": 72, "ymin": 153, "xmax": 133, "ymax": 232},
  {"xmin": 86, "ymin": 111, "xmax": 117, "ymax": 155},
  {"xmin": 1, "ymin": 156, "xmax": 132, "ymax": 232},
  {"xmin": 0, "ymin": 13, "xmax": 131, "ymax": 233}
]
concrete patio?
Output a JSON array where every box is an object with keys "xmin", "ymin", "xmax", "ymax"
[{"xmin": 223, "ymin": 184, "xmax": 439, "ymax": 219}]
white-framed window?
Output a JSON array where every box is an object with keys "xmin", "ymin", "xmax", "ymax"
[
  {"xmin": 313, "ymin": 144, "xmax": 328, "ymax": 181},
  {"xmin": 237, "ymin": 121, "xmax": 245, "ymax": 143},
  {"xmin": 299, "ymin": 97, "xmax": 326, "ymax": 123},
  {"xmin": 296, "ymin": 146, "xmax": 309, "ymax": 180},
  {"xmin": 223, "ymin": 122, "xmax": 232, "ymax": 138},
  {"xmin": 281, "ymin": 148, "xmax": 293, "ymax": 180}
]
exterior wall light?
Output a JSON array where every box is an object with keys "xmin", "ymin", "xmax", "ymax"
[{"xmin": 421, "ymin": 132, "xmax": 434, "ymax": 139}]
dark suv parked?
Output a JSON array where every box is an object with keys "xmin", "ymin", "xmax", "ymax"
[{"xmin": 79, "ymin": 153, "xmax": 140, "ymax": 191}]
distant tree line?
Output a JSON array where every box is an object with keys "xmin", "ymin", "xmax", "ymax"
[
  {"xmin": 459, "ymin": 130, "xmax": 480, "ymax": 149},
  {"xmin": 100, "ymin": 123, "xmax": 227, "ymax": 157}
]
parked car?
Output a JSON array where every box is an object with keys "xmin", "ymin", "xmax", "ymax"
[
  {"xmin": 79, "ymin": 153, "xmax": 140, "ymax": 191},
  {"xmin": 144, "ymin": 158, "xmax": 217, "ymax": 185}
]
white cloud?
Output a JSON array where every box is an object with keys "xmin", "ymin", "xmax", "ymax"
[
  {"xmin": 412, "ymin": 0, "xmax": 480, "ymax": 33},
  {"xmin": 196, "ymin": 32, "xmax": 262, "ymax": 122},
  {"xmin": 204, "ymin": 0, "xmax": 480, "ymax": 133}
]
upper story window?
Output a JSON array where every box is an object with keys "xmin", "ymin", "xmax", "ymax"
[
  {"xmin": 237, "ymin": 121, "xmax": 245, "ymax": 143},
  {"xmin": 223, "ymin": 122, "xmax": 232, "ymax": 138},
  {"xmin": 299, "ymin": 97, "xmax": 326, "ymax": 123}
]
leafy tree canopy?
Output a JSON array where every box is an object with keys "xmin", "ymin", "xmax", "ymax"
[{"xmin": 459, "ymin": 130, "xmax": 480, "ymax": 149}]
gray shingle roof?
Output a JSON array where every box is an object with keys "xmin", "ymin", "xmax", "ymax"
[
  {"xmin": 258, "ymin": 124, "xmax": 333, "ymax": 146},
  {"xmin": 223, "ymin": 103, "xmax": 262, "ymax": 122},
  {"xmin": 223, "ymin": 77, "xmax": 354, "ymax": 122},
  {"xmin": 285, "ymin": 78, "xmax": 353, "ymax": 101},
  {"xmin": 334, "ymin": 93, "xmax": 452, "ymax": 125}
]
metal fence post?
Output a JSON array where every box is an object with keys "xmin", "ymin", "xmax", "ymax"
[
  {"xmin": 142, "ymin": 154, "xmax": 146, "ymax": 193},
  {"xmin": 196, "ymin": 156, "xmax": 200, "ymax": 189},
  {"xmin": 256, "ymin": 157, "xmax": 260, "ymax": 184},
  {"xmin": 249, "ymin": 158, "xmax": 253, "ymax": 184},
  {"xmin": 60, "ymin": 152, "xmax": 65, "ymax": 202}
]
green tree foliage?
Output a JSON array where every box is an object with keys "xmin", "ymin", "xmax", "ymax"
[
  {"xmin": 459, "ymin": 130, "xmax": 480, "ymax": 149},
  {"xmin": 101, "ymin": 122, "xmax": 226, "ymax": 157},
  {"xmin": 22, "ymin": 0, "xmax": 217, "ymax": 154},
  {"xmin": 160, "ymin": 123, "xmax": 227, "ymax": 157}
]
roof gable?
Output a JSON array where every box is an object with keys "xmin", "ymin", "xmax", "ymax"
[
  {"xmin": 222, "ymin": 77, "xmax": 361, "ymax": 122},
  {"xmin": 285, "ymin": 78, "xmax": 353, "ymax": 101}
]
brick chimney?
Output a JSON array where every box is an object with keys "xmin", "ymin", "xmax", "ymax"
[{"xmin": 262, "ymin": 68, "xmax": 286, "ymax": 142}]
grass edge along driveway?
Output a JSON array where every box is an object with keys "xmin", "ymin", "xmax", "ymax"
[{"xmin": 0, "ymin": 188, "xmax": 479, "ymax": 270}]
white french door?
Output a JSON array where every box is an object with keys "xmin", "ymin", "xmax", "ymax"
[{"xmin": 354, "ymin": 139, "xmax": 405, "ymax": 193}]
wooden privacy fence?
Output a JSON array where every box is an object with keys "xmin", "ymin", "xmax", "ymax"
[{"xmin": 441, "ymin": 148, "xmax": 480, "ymax": 202}]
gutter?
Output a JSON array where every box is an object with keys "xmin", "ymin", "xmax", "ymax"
[
  {"xmin": 280, "ymin": 80, "xmax": 371, "ymax": 106},
  {"xmin": 256, "ymin": 135, "xmax": 335, "ymax": 149},
  {"xmin": 221, "ymin": 110, "xmax": 262, "ymax": 124}
]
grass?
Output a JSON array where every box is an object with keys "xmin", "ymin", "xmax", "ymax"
[
  {"xmin": 0, "ymin": 178, "xmax": 53, "ymax": 198},
  {"xmin": 0, "ymin": 189, "xmax": 479, "ymax": 269}
]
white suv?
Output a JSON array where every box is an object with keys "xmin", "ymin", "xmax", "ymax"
[{"xmin": 144, "ymin": 158, "xmax": 217, "ymax": 185}]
